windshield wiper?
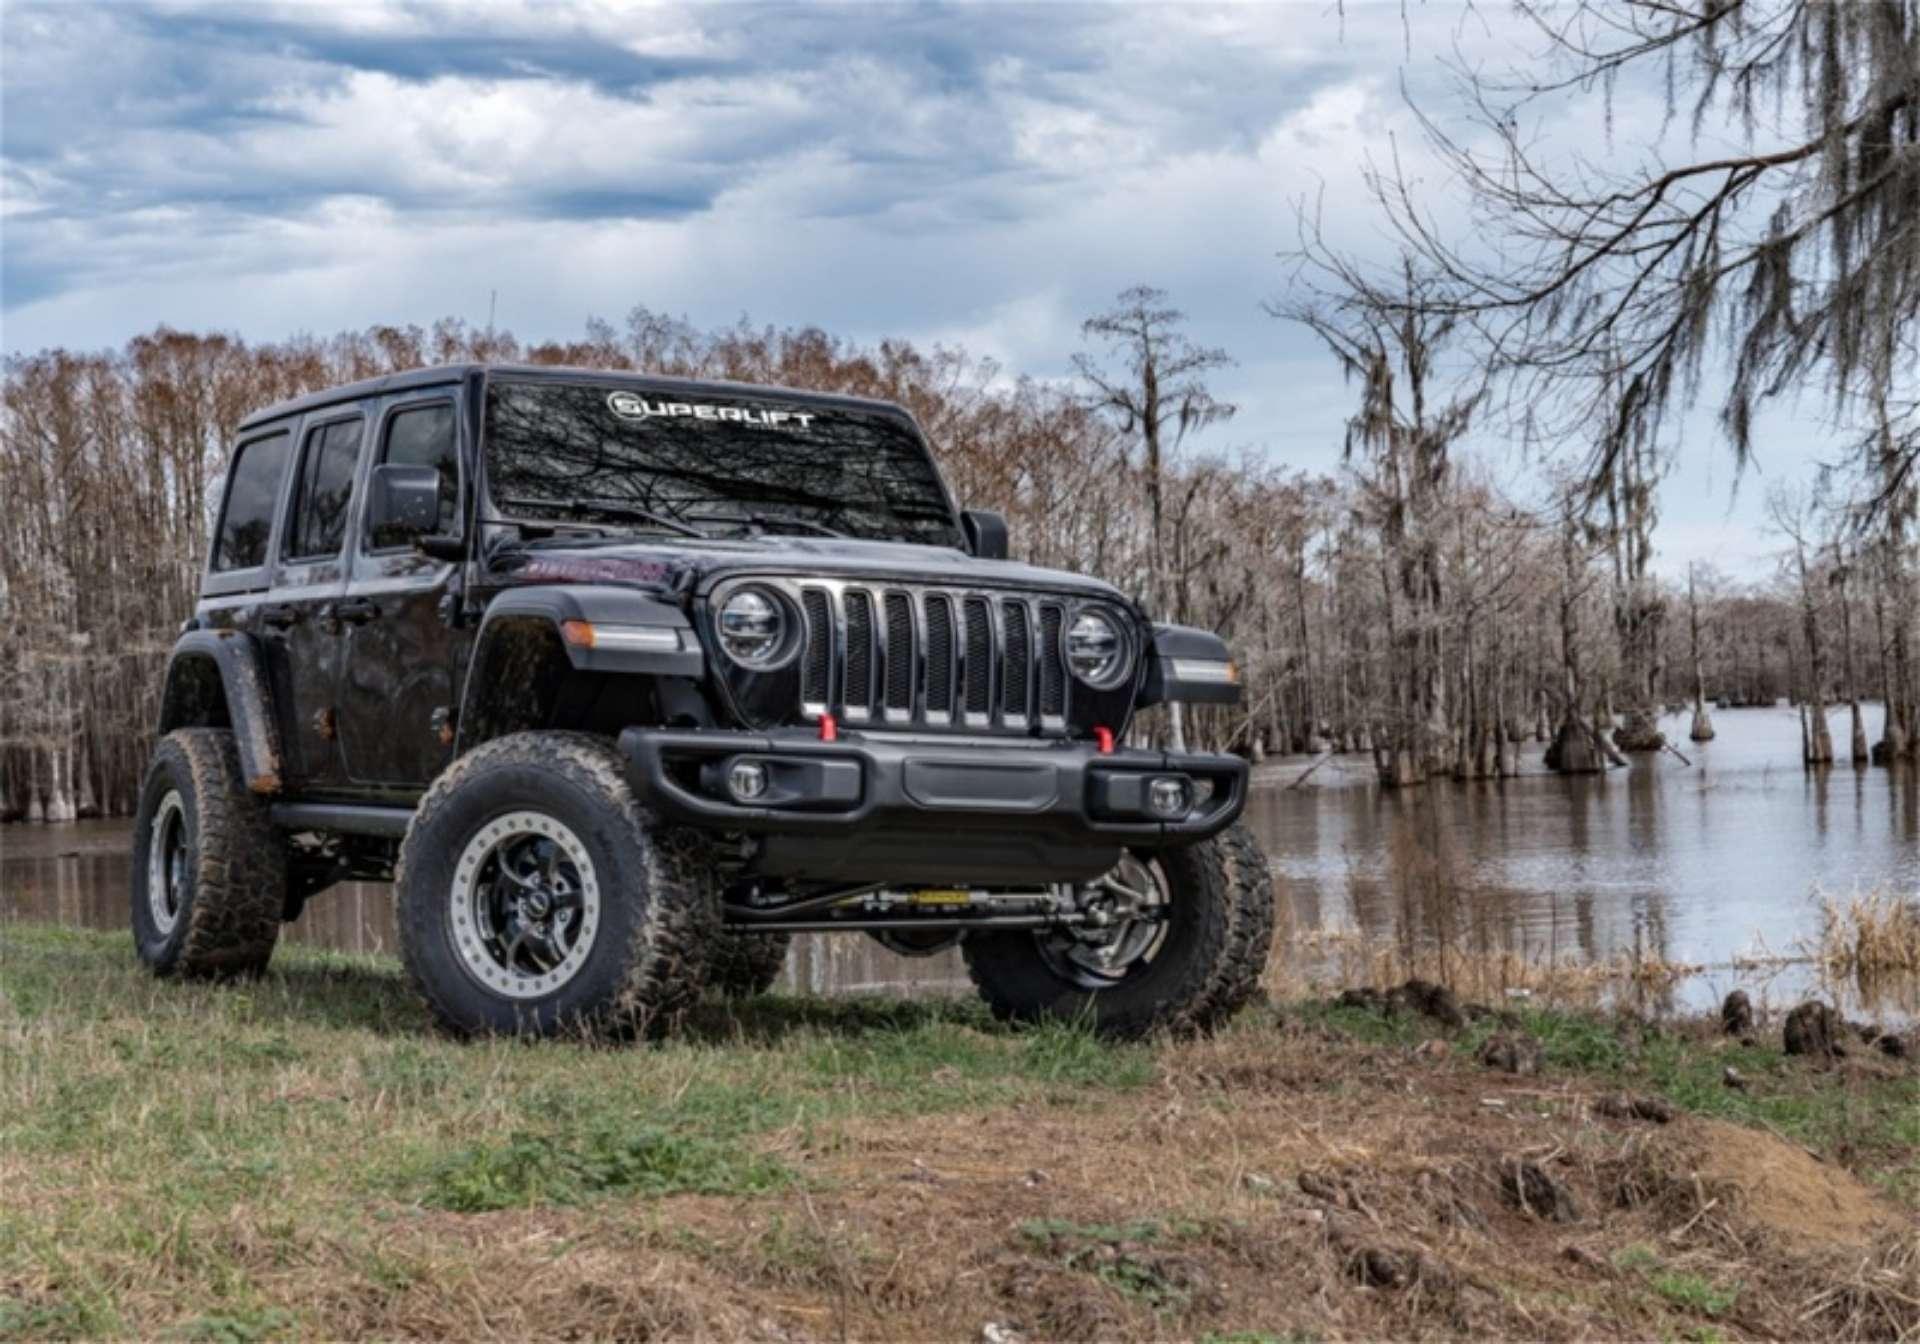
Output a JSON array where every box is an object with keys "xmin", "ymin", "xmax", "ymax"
[
  {"xmin": 682, "ymin": 510, "xmax": 849, "ymax": 539},
  {"xmin": 496, "ymin": 495, "xmax": 704, "ymax": 539}
]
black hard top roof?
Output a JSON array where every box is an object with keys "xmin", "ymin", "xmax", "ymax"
[{"xmin": 236, "ymin": 363, "xmax": 913, "ymax": 432}]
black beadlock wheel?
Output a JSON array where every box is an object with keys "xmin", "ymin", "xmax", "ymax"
[
  {"xmin": 395, "ymin": 732, "xmax": 715, "ymax": 1039},
  {"xmin": 129, "ymin": 728, "xmax": 285, "ymax": 978},
  {"xmin": 705, "ymin": 928, "xmax": 792, "ymax": 999},
  {"xmin": 961, "ymin": 822, "xmax": 1275, "ymax": 1040}
]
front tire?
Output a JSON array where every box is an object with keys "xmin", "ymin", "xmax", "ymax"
[
  {"xmin": 130, "ymin": 728, "xmax": 284, "ymax": 978},
  {"xmin": 962, "ymin": 823, "xmax": 1274, "ymax": 1039},
  {"xmin": 395, "ymin": 732, "xmax": 714, "ymax": 1038}
]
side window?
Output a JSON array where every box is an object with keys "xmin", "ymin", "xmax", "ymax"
[
  {"xmin": 372, "ymin": 402, "xmax": 459, "ymax": 549},
  {"xmin": 286, "ymin": 418, "xmax": 364, "ymax": 560},
  {"xmin": 213, "ymin": 432, "xmax": 291, "ymax": 571}
]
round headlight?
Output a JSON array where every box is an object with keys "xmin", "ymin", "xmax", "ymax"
[
  {"xmin": 1064, "ymin": 608, "xmax": 1131, "ymax": 688},
  {"xmin": 717, "ymin": 588, "xmax": 791, "ymax": 668}
]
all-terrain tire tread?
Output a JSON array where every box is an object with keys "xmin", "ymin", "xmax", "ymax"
[
  {"xmin": 1195, "ymin": 822, "xmax": 1278, "ymax": 1024},
  {"xmin": 705, "ymin": 929, "xmax": 792, "ymax": 998},
  {"xmin": 155, "ymin": 728, "xmax": 284, "ymax": 977}
]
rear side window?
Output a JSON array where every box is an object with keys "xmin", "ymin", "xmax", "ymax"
[
  {"xmin": 213, "ymin": 432, "xmax": 291, "ymax": 571},
  {"xmin": 286, "ymin": 418, "xmax": 364, "ymax": 560},
  {"xmin": 371, "ymin": 402, "xmax": 458, "ymax": 548}
]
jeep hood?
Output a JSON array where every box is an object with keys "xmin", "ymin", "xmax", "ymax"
[{"xmin": 488, "ymin": 536, "xmax": 1137, "ymax": 609}]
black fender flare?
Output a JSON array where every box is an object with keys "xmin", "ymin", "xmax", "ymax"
[
  {"xmin": 1137, "ymin": 622, "xmax": 1242, "ymax": 708},
  {"xmin": 453, "ymin": 585, "xmax": 703, "ymax": 752},
  {"xmin": 157, "ymin": 629, "xmax": 285, "ymax": 795}
]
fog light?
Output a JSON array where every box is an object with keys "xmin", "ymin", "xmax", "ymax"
[
  {"xmin": 1147, "ymin": 775, "xmax": 1191, "ymax": 819},
  {"xmin": 727, "ymin": 759, "xmax": 769, "ymax": 802}
]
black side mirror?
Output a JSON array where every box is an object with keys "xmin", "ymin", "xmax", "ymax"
[
  {"xmin": 369, "ymin": 463, "xmax": 444, "ymax": 550},
  {"xmin": 961, "ymin": 508, "xmax": 1009, "ymax": 560}
]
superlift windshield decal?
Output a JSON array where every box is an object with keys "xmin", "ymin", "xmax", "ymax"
[{"xmin": 606, "ymin": 390, "xmax": 817, "ymax": 431}]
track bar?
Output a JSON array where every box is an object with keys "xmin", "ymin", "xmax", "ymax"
[{"xmin": 720, "ymin": 914, "xmax": 1079, "ymax": 934}]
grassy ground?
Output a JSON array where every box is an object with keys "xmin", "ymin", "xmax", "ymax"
[{"xmin": 2, "ymin": 923, "xmax": 1916, "ymax": 1341}]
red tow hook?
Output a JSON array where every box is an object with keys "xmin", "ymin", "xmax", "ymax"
[
  {"xmin": 1094, "ymin": 725, "xmax": 1115, "ymax": 755},
  {"xmin": 818, "ymin": 713, "xmax": 839, "ymax": 743}
]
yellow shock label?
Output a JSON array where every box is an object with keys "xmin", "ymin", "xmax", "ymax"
[{"xmin": 907, "ymin": 888, "xmax": 971, "ymax": 906}]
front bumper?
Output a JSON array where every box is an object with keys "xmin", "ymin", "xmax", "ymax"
[{"xmin": 620, "ymin": 727, "xmax": 1247, "ymax": 849}]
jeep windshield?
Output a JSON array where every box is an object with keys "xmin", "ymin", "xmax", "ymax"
[{"xmin": 484, "ymin": 379, "xmax": 965, "ymax": 547}]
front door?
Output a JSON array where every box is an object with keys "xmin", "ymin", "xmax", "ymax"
[
  {"xmin": 262, "ymin": 412, "xmax": 366, "ymax": 791},
  {"xmin": 336, "ymin": 396, "xmax": 470, "ymax": 790}
]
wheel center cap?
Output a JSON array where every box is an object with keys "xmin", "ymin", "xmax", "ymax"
[{"xmin": 523, "ymin": 890, "xmax": 551, "ymax": 918}]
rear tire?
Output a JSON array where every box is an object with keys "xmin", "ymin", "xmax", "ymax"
[
  {"xmin": 962, "ymin": 823, "xmax": 1274, "ymax": 1040},
  {"xmin": 130, "ymin": 728, "xmax": 284, "ymax": 978},
  {"xmin": 705, "ymin": 929, "xmax": 792, "ymax": 998},
  {"xmin": 396, "ymin": 732, "xmax": 714, "ymax": 1039}
]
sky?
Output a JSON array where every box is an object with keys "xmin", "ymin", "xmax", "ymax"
[{"xmin": 0, "ymin": 1, "xmax": 1837, "ymax": 579}]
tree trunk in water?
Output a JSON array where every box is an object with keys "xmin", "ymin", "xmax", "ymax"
[
  {"xmin": 1791, "ymin": 527, "xmax": 1833, "ymax": 768},
  {"xmin": 1874, "ymin": 717, "xmax": 1910, "ymax": 766},
  {"xmin": 1689, "ymin": 702, "xmax": 1716, "ymax": 742},
  {"xmin": 1378, "ymin": 746, "xmax": 1423, "ymax": 788},
  {"xmin": 44, "ymin": 746, "xmax": 75, "ymax": 824},
  {"xmin": 1545, "ymin": 715, "xmax": 1606, "ymax": 774},
  {"xmin": 1803, "ymin": 702, "xmax": 1833, "ymax": 766},
  {"xmin": 1615, "ymin": 707, "xmax": 1666, "ymax": 752},
  {"xmin": 1608, "ymin": 435, "xmax": 1666, "ymax": 752},
  {"xmin": 75, "ymin": 738, "xmax": 98, "ymax": 819},
  {"xmin": 1805, "ymin": 698, "xmax": 1834, "ymax": 766},
  {"xmin": 1686, "ymin": 564, "xmax": 1715, "ymax": 741},
  {"xmin": 1849, "ymin": 701, "xmax": 1869, "ymax": 766},
  {"xmin": 26, "ymin": 753, "xmax": 46, "ymax": 823}
]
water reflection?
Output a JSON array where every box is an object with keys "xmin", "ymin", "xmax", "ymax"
[
  {"xmin": 3, "ymin": 707, "xmax": 1914, "ymax": 1011},
  {"xmin": 1247, "ymin": 706, "xmax": 1916, "ymax": 1010}
]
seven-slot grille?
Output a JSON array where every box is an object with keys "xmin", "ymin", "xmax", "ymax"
[{"xmin": 794, "ymin": 582, "xmax": 1074, "ymax": 732}]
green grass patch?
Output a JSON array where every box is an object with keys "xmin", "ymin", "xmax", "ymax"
[
  {"xmin": 425, "ymin": 1126, "xmax": 788, "ymax": 1211},
  {"xmin": 1019, "ymin": 1216, "xmax": 1200, "ymax": 1246},
  {"xmin": 1019, "ymin": 1216, "xmax": 1205, "ymax": 1313},
  {"xmin": 1649, "ymin": 1271, "xmax": 1740, "ymax": 1317},
  {"xmin": 167, "ymin": 1307, "xmax": 299, "ymax": 1343},
  {"xmin": 1609, "ymin": 1245, "xmax": 1742, "ymax": 1318}
]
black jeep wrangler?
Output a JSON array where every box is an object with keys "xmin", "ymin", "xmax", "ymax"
[{"xmin": 134, "ymin": 365, "xmax": 1273, "ymax": 1038}]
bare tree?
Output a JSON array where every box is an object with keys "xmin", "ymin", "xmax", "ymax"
[
  {"xmin": 1381, "ymin": 1, "xmax": 1918, "ymax": 483},
  {"xmin": 1074, "ymin": 286, "xmax": 1236, "ymax": 751},
  {"xmin": 1768, "ymin": 482, "xmax": 1835, "ymax": 765},
  {"xmin": 1271, "ymin": 239, "xmax": 1484, "ymax": 785},
  {"xmin": 1829, "ymin": 537, "xmax": 1872, "ymax": 764}
]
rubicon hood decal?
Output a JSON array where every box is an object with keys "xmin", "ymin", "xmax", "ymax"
[{"xmin": 607, "ymin": 390, "xmax": 816, "ymax": 431}]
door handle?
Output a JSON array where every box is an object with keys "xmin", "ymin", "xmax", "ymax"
[
  {"xmin": 332, "ymin": 597, "xmax": 381, "ymax": 626},
  {"xmin": 259, "ymin": 603, "xmax": 301, "ymax": 629}
]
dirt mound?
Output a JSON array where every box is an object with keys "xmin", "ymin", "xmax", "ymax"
[{"xmin": 1674, "ymin": 1118, "xmax": 1894, "ymax": 1250}]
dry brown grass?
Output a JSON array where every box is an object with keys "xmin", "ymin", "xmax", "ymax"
[
  {"xmin": 1272, "ymin": 926, "xmax": 1701, "ymax": 1008},
  {"xmin": 1806, "ymin": 887, "xmax": 1920, "ymax": 1011}
]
